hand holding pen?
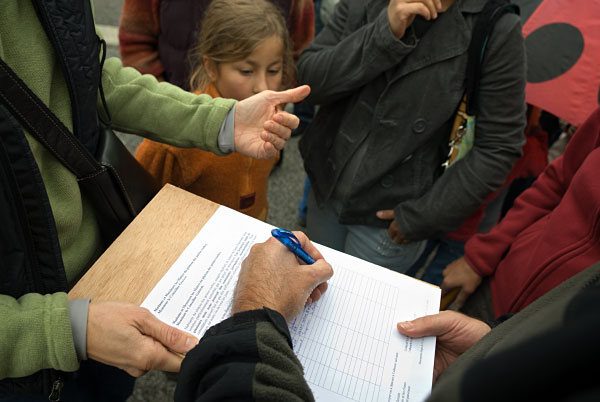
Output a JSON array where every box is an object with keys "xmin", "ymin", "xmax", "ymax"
[
  {"xmin": 232, "ymin": 230, "xmax": 333, "ymax": 322},
  {"xmin": 271, "ymin": 229, "xmax": 316, "ymax": 264}
]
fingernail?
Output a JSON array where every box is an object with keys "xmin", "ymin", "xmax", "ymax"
[
  {"xmin": 184, "ymin": 337, "xmax": 198, "ymax": 352},
  {"xmin": 399, "ymin": 321, "xmax": 413, "ymax": 330}
]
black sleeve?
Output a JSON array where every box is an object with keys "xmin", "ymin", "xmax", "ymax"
[
  {"xmin": 459, "ymin": 286, "xmax": 600, "ymax": 402},
  {"xmin": 174, "ymin": 308, "xmax": 314, "ymax": 402}
]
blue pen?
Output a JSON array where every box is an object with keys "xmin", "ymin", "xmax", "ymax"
[{"xmin": 271, "ymin": 228, "xmax": 316, "ymax": 264}]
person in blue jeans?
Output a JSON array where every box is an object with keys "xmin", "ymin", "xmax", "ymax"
[{"xmin": 297, "ymin": 0, "xmax": 526, "ymax": 274}]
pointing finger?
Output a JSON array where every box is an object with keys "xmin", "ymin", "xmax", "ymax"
[{"xmin": 268, "ymin": 85, "xmax": 311, "ymax": 105}]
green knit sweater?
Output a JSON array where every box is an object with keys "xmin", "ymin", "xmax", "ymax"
[{"xmin": 0, "ymin": 1, "xmax": 235, "ymax": 379}]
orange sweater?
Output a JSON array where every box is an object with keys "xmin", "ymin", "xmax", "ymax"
[{"xmin": 135, "ymin": 84, "xmax": 278, "ymax": 220}]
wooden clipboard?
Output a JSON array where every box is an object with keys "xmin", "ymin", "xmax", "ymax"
[{"xmin": 68, "ymin": 185, "xmax": 219, "ymax": 306}]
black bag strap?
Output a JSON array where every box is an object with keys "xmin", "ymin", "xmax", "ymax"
[
  {"xmin": 0, "ymin": 57, "xmax": 102, "ymax": 179},
  {"xmin": 465, "ymin": 0, "xmax": 520, "ymax": 115}
]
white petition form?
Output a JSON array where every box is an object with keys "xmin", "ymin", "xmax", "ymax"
[{"xmin": 142, "ymin": 206, "xmax": 440, "ymax": 402}]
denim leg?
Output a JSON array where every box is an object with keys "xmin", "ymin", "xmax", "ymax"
[
  {"xmin": 297, "ymin": 176, "xmax": 312, "ymax": 225},
  {"xmin": 419, "ymin": 237, "xmax": 466, "ymax": 286},
  {"xmin": 404, "ymin": 239, "xmax": 439, "ymax": 278},
  {"xmin": 344, "ymin": 225, "xmax": 427, "ymax": 274},
  {"xmin": 305, "ymin": 190, "xmax": 348, "ymax": 252}
]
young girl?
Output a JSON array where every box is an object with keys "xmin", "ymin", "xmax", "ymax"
[{"xmin": 135, "ymin": 0, "xmax": 294, "ymax": 220}]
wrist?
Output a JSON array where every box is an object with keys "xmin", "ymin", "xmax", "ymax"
[
  {"xmin": 68, "ymin": 298, "xmax": 91, "ymax": 361},
  {"xmin": 231, "ymin": 294, "xmax": 279, "ymax": 317}
]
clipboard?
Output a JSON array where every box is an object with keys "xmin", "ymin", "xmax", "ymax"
[{"xmin": 68, "ymin": 185, "xmax": 219, "ymax": 305}]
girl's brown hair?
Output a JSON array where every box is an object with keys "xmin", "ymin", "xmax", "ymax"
[{"xmin": 188, "ymin": 0, "xmax": 294, "ymax": 93}]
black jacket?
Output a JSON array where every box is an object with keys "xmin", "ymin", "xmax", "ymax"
[{"xmin": 0, "ymin": 0, "xmax": 101, "ymax": 396}]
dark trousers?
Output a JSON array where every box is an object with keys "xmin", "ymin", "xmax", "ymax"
[{"xmin": 0, "ymin": 360, "xmax": 135, "ymax": 402}]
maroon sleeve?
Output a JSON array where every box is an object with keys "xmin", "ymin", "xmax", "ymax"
[{"xmin": 465, "ymin": 107, "xmax": 600, "ymax": 276}]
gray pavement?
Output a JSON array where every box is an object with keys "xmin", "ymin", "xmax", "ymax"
[
  {"xmin": 93, "ymin": 3, "xmax": 307, "ymax": 399},
  {"xmin": 94, "ymin": 0, "xmax": 124, "ymax": 26}
]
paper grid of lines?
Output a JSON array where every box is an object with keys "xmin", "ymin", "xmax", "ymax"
[
  {"xmin": 141, "ymin": 206, "xmax": 438, "ymax": 402},
  {"xmin": 290, "ymin": 265, "xmax": 401, "ymax": 402}
]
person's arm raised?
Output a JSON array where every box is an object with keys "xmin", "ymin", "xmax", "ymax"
[
  {"xmin": 233, "ymin": 86, "xmax": 311, "ymax": 160},
  {"xmin": 297, "ymin": 0, "xmax": 425, "ymax": 105}
]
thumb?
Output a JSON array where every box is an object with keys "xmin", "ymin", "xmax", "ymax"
[
  {"xmin": 397, "ymin": 312, "xmax": 452, "ymax": 338},
  {"xmin": 269, "ymin": 85, "xmax": 311, "ymax": 105},
  {"xmin": 140, "ymin": 310, "xmax": 198, "ymax": 354}
]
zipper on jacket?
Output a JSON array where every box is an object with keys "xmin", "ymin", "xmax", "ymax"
[{"xmin": 48, "ymin": 379, "xmax": 63, "ymax": 401}]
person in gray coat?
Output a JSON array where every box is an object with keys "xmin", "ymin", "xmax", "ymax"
[{"xmin": 298, "ymin": 0, "xmax": 526, "ymax": 273}]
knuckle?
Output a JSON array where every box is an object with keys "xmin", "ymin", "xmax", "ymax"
[
  {"xmin": 250, "ymin": 243, "xmax": 263, "ymax": 253},
  {"xmin": 164, "ymin": 325, "xmax": 182, "ymax": 346},
  {"xmin": 292, "ymin": 230, "xmax": 307, "ymax": 242},
  {"xmin": 132, "ymin": 346, "xmax": 154, "ymax": 372},
  {"xmin": 137, "ymin": 307, "xmax": 153, "ymax": 322}
]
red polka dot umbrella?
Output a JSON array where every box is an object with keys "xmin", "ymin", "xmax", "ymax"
[{"xmin": 513, "ymin": 0, "xmax": 600, "ymax": 126}]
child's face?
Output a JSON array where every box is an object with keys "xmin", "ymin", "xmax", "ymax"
[{"xmin": 211, "ymin": 35, "xmax": 284, "ymax": 101}]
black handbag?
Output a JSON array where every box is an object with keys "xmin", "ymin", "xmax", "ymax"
[{"xmin": 0, "ymin": 56, "xmax": 160, "ymax": 245}]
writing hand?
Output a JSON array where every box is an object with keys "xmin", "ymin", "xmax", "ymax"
[
  {"xmin": 87, "ymin": 301, "xmax": 198, "ymax": 377},
  {"xmin": 441, "ymin": 256, "xmax": 483, "ymax": 309},
  {"xmin": 388, "ymin": 0, "xmax": 443, "ymax": 39},
  {"xmin": 397, "ymin": 311, "xmax": 490, "ymax": 382},
  {"xmin": 376, "ymin": 209, "xmax": 409, "ymax": 244},
  {"xmin": 232, "ymin": 231, "xmax": 333, "ymax": 321},
  {"xmin": 234, "ymin": 85, "xmax": 311, "ymax": 159}
]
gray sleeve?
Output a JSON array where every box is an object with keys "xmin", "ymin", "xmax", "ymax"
[
  {"xmin": 297, "ymin": 0, "xmax": 417, "ymax": 105},
  {"xmin": 217, "ymin": 104, "xmax": 236, "ymax": 154},
  {"xmin": 68, "ymin": 298, "xmax": 90, "ymax": 361},
  {"xmin": 395, "ymin": 15, "xmax": 527, "ymax": 240}
]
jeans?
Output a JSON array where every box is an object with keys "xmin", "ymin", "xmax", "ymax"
[
  {"xmin": 306, "ymin": 190, "xmax": 426, "ymax": 273},
  {"xmin": 405, "ymin": 237, "xmax": 466, "ymax": 286},
  {"xmin": 0, "ymin": 360, "xmax": 135, "ymax": 402},
  {"xmin": 297, "ymin": 176, "xmax": 311, "ymax": 225}
]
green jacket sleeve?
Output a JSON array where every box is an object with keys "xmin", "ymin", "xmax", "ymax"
[
  {"xmin": 99, "ymin": 57, "xmax": 236, "ymax": 155},
  {"xmin": 175, "ymin": 308, "xmax": 314, "ymax": 402},
  {"xmin": 0, "ymin": 293, "xmax": 78, "ymax": 379}
]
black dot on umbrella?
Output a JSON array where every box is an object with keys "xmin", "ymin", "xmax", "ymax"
[{"xmin": 525, "ymin": 23, "xmax": 584, "ymax": 83}]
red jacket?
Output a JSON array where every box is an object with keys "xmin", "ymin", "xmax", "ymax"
[{"xmin": 464, "ymin": 107, "xmax": 600, "ymax": 318}]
